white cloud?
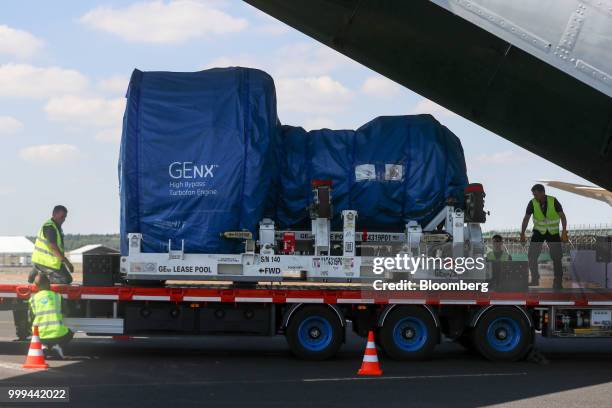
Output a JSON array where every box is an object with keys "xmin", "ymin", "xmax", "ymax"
[
  {"xmin": 19, "ymin": 144, "xmax": 81, "ymax": 165},
  {"xmin": 361, "ymin": 76, "xmax": 401, "ymax": 98},
  {"xmin": 97, "ymin": 75, "xmax": 130, "ymax": 95},
  {"xmin": 207, "ymin": 43, "xmax": 353, "ymax": 77},
  {"xmin": 204, "ymin": 44, "xmax": 357, "ymax": 117},
  {"xmin": 95, "ymin": 128, "xmax": 122, "ymax": 143},
  {"xmin": 0, "ymin": 64, "xmax": 88, "ymax": 99},
  {"xmin": 0, "ymin": 187, "xmax": 16, "ymax": 196},
  {"xmin": 256, "ymin": 23, "xmax": 290, "ymax": 36},
  {"xmin": 250, "ymin": 7, "xmax": 290, "ymax": 35},
  {"xmin": 303, "ymin": 117, "xmax": 336, "ymax": 131},
  {"xmin": 0, "ymin": 116, "xmax": 24, "ymax": 136},
  {"xmin": 206, "ymin": 54, "xmax": 263, "ymax": 70},
  {"xmin": 410, "ymin": 99, "xmax": 456, "ymax": 118},
  {"xmin": 44, "ymin": 95, "xmax": 125, "ymax": 128},
  {"xmin": 204, "ymin": 45, "xmax": 357, "ymax": 117},
  {"xmin": 79, "ymin": 0, "xmax": 248, "ymax": 44},
  {"xmin": 0, "ymin": 25, "xmax": 44, "ymax": 59},
  {"xmin": 276, "ymin": 76, "xmax": 352, "ymax": 115},
  {"xmin": 473, "ymin": 151, "xmax": 528, "ymax": 165},
  {"xmin": 274, "ymin": 43, "xmax": 353, "ymax": 77}
]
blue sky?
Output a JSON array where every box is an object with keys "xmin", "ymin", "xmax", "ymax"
[{"xmin": 1, "ymin": 0, "xmax": 610, "ymax": 236}]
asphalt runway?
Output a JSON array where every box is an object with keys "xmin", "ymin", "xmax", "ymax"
[{"xmin": 0, "ymin": 311, "xmax": 610, "ymax": 407}]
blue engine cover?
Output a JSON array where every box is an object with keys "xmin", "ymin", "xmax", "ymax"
[
  {"xmin": 119, "ymin": 68, "xmax": 279, "ymax": 254},
  {"xmin": 276, "ymin": 115, "xmax": 468, "ymax": 230}
]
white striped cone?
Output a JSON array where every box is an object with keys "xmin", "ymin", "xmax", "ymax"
[
  {"xmin": 22, "ymin": 326, "xmax": 48, "ymax": 369},
  {"xmin": 357, "ymin": 331, "xmax": 382, "ymax": 376}
]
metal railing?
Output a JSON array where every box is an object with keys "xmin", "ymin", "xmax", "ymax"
[{"xmin": 483, "ymin": 224, "xmax": 612, "ymax": 255}]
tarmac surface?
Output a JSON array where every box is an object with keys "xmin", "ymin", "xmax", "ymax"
[{"xmin": 0, "ymin": 310, "xmax": 610, "ymax": 408}]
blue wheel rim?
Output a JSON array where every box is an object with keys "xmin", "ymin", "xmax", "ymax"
[
  {"xmin": 393, "ymin": 317, "xmax": 428, "ymax": 352},
  {"xmin": 297, "ymin": 316, "xmax": 333, "ymax": 352},
  {"xmin": 486, "ymin": 317, "xmax": 521, "ymax": 352}
]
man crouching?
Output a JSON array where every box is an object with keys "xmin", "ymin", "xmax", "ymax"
[{"xmin": 30, "ymin": 274, "xmax": 74, "ymax": 359}]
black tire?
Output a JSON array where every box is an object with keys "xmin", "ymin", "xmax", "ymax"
[
  {"xmin": 472, "ymin": 307, "xmax": 533, "ymax": 362},
  {"xmin": 286, "ymin": 306, "xmax": 344, "ymax": 360},
  {"xmin": 380, "ymin": 306, "xmax": 438, "ymax": 361}
]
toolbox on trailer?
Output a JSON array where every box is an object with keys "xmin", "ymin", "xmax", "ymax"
[{"xmin": 83, "ymin": 253, "xmax": 121, "ymax": 287}]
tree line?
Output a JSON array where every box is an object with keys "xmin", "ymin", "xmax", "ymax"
[{"xmin": 27, "ymin": 234, "xmax": 120, "ymax": 252}]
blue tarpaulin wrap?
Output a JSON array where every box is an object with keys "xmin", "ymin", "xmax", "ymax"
[
  {"xmin": 276, "ymin": 115, "xmax": 468, "ymax": 230},
  {"xmin": 119, "ymin": 68, "xmax": 279, "ymax": 254}
]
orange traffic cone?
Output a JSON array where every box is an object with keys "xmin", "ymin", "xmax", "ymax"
[
  {"xmin": 357, "ymin": 330, "xmax": 382, "ymax": 376},
  {"xmin": 22, "ymin": 326, "xmax": 48, "ymax": 369}
]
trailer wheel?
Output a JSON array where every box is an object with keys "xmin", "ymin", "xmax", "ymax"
[
  {"xmin": 380, "ymin": 306, "xmax": 438, "ymax": 361},
  {"xmin": 473, "ymin": 307, "xmax": 532, "ymax": 362},
  {"xmin": 286, "ymin": 306, "xmax": 343, "ymax": 360}
]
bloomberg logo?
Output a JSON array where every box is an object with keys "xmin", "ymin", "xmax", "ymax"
[{"xmin": 169, "ymin": 162, "xmax": 218, "ymax": 179}]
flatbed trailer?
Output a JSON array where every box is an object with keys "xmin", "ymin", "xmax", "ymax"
[
  {"xmin": 5, "ymin": 184, "xmax": 610, "ymax": 361},
  {"xmin": 2, "ymin": 282, "xmax": 611, "ymax": 361}
]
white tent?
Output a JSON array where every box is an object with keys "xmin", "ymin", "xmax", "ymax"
[
  {"xmin": 68, "ymin": 244, "xmax": 119, "ymax": 264},
  {"xmin": 0, "ymin": 236, "xmax": 34, "ymax": 266}
]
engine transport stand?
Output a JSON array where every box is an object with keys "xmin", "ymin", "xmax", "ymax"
[{"xmin": 120, "ymin": 182, "xmax": 488, "ymax": 284}]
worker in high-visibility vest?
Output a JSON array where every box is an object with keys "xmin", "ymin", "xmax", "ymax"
[
  {"xmin": 29, "ymin": 273, "xmax": 73, "ymax": 359},
  {"xmin": 486, "ymin": 234, "xmax": 513, "ymax": 262},
  {"xmin": 520, "ymin": 184, "xmax": 568, "ymax": 289},
  {"xmin": 29, "ymin": 205, "xmax": 74, "ymax": 285},
  {"xmin": 486, "ymin": 234, "xmax": 512, "ymax": 290},
  {"xmin": 13, "ymin": 205, "xmax": 74, "ymax": 341}
]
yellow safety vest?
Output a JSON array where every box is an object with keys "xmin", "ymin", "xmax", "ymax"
[
  {"xmin": 486, "ymin": 251, "xmax": 510, "ymax": 262},
  {"xmin": 29, "ymin": 290, "xmax": 69, "ymax": 340},
  {"xmin": 31, "ymin": 219, "xmax": 64, "ymax": 270},
  {"xmin": 532, "ymin": 196, "xmax": 560, "ymax": 234}
]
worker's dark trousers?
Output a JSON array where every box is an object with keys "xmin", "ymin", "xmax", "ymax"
[
  {"xmin": 41, "ymin": 330, "xmax": 74, "ymax": 349},
  {"xmin": 12, "ymin": 300, "xmax": 31, "ymax": 340},
  {"xmin": 528, "ymin": 231, "xmax": 563, "ymax": 289},
  {"xmin": 28, "ymin": 264, "xmax": 73, "ymax": 284},
  {"xmin": 13, "ymin": 264, "xmax": 72, "ymax": 340}
]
